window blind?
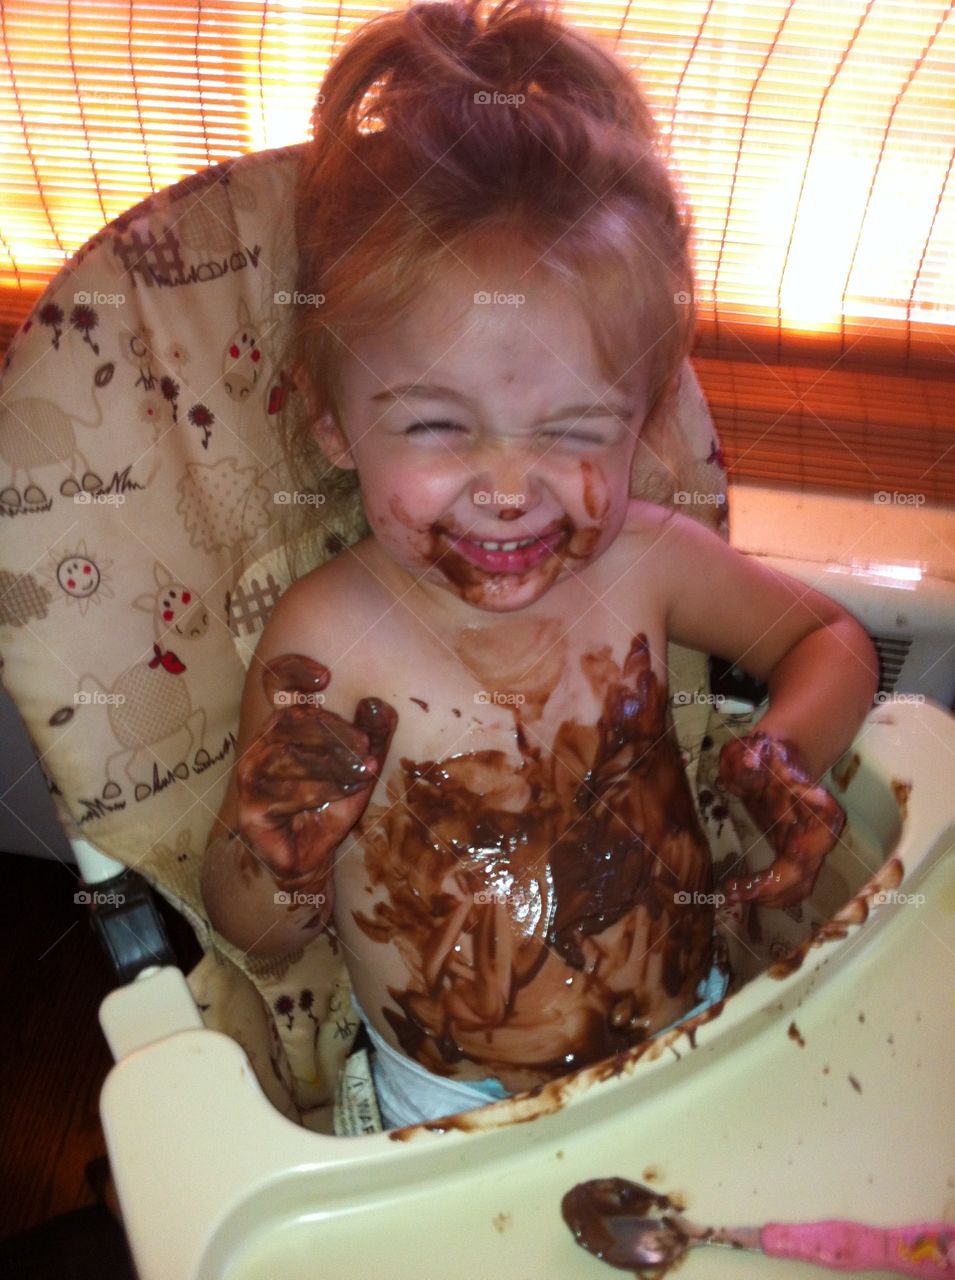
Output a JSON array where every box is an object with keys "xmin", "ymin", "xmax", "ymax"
[{"xmin": 1, "ymin": 0, "xmax": 953, "ymax": 500}]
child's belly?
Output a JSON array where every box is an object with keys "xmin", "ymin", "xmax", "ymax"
[{"xmin": 332, "ymin": 634, "xmax": 715, "ymax": 1094}]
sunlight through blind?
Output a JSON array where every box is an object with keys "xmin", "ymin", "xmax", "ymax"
[{"xmin": 1, "ymin": 0, "xmax": 953, "ymax": 498}]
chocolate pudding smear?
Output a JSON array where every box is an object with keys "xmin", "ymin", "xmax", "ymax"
[
  {"xmin": 354, "ymin": 634, "xmax": 715, "ymax": 1091},
  {"xmin": 388, "ymin": 458, "xmax": 611, "ymax": 607}
]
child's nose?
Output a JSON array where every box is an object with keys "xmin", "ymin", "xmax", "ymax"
[{"xmin": 472, "ymin": 447, "xmax": 537, "ymax": 512}]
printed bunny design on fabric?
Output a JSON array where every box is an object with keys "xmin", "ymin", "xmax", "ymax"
[
  {"xmin": 134, "ymin": 560, "xmax": 211, "ymax": 671},
  {"xmin": 222, "ymin": 299, "xmax": 271, "ymax": 404},
  {"xmin": 73, "ymin": 564, "xmax": 212, "ymax": 802}
]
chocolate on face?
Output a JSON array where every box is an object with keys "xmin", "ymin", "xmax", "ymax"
[
  {"xmin": 381, "ymin": 457, "xmax": 619, "ymax": 610},
  {"xmin": 352, "ymin": 634, "xmax": 715, "ymax": 1082}
]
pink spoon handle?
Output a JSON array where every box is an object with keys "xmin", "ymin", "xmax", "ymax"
[{"xmin": 761, "ymin": 1221, "xmax": 955, "ymax": 1277}]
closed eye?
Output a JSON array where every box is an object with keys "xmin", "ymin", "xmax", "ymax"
[
  {"xmin": 541, "ymin": 428, "xmax": 609, "ymax": 444},
  {"xmin": 404, "ymin": 421, "xmax": 463, "ymax": 435}
]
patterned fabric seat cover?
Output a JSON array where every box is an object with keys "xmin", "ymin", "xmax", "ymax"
[{"xmin": 1, "ymin": 144, "xmax": 837, "ymax": 1129}]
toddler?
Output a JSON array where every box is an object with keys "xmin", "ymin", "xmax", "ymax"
[{"xmin": 201, "ymin": 0, "xmax": 878, "ymax": 1128}]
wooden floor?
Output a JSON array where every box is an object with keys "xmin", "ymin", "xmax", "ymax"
[{"xmin": 0, "ymin": 851, "xmax": 200, "ymax": 1243}]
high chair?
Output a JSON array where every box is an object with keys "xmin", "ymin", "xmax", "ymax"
[{"xmin": 2, "ymin": 146, "xmax": 952, "ymax": 1280}]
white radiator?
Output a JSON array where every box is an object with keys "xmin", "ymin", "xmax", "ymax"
[{"xmin": 753, "ymin": 554, "xmax": 955, "ymax": 709}]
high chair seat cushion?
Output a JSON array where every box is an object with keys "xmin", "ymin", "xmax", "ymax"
[{"xmin": 0, "ymin": 143, "xmax": 731, "ymax": 1126}]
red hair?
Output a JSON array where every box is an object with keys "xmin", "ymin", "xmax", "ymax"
[{"xmin": 280, "ymin": 0, "xmax": 694, "ymax": 554}]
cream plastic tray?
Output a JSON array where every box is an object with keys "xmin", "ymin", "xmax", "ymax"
[{"xmin": 99, "ymin": 700, "xmax": 955, "ymax": 1280}]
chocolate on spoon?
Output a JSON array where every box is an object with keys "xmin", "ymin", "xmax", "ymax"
[{"xmin": 561, "ymin": 1177, "xmax": 955, "ymax": 1277}]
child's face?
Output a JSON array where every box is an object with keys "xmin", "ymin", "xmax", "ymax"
[{"xmin": 314, "ymin": 259, "xmax": 651, "ymax": 615}]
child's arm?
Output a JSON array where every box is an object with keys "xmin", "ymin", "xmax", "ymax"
[
  {"xmin": 660, "ymin": 514, "xmax": 879, "ymax": 907},
  {"xmin": 201, "ymin": 594, "xmax": 397, "ymax": 959}
]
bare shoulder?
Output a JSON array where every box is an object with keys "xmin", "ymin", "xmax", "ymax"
[
  {"xmin": 611, "ymin": 499, "xmax": 708, "ymax": 572},
  {"xmin": 235, "ymin": 541, "xmax": 381, "ymax": 742},
  {"xmin": 622, "ymin": 497, "xmax": 679, "ymax": 540},
  {"xmin": 254, "ymin": 539, "xmax": 380, "ymax": 668}
]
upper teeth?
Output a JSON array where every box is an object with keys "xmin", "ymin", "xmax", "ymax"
[{"xmin": 472, "ymin": 537, "xmax": 538, "ymax": 551}]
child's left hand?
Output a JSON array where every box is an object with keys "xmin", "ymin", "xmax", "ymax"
[{"xmin": 716, "ymin": 731, "xmax": 846, "ymax": 909}]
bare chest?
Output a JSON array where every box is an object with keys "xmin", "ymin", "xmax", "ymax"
[
  {"xmin": 322, "ymin": 532, "xmax": 713, "ymax": 1087},
  {"xmin": 334, "ymin": 603, "xmax": 669, "ymax": 791}
]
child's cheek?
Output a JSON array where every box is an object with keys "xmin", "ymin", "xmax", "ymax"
[
  {"xmin": 375, "ymin": 492, "xmax": 443, "ymax": 567},
  {"xmin": 579, "ymin": 458, "xmax": 613, "ymax": 523},
  {"xmin": 572, "ymin": 456, "xmax": 629, "ymax": 557}
]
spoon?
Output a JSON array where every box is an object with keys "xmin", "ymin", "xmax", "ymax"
[{"xmin": 561, "ymin": 1178, "xmax": 955, "ymax": 1277}]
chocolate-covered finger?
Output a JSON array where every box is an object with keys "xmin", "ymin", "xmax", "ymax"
[
  {"xmin": 353, "ymin": 696, "xmax": 399, "ymax": 768},
  {"xmin": 722, "ymin": 852, "xmax": 822, "ymax": 907},
  {"xmin": 261, "ymin": 653, "xmax": 331, "ymax": 708},
  {"xmin": 608, "ymin": 678, "xmax": 666, "ymax": 752},
  {"xmin": 722, "ymin": 868, "xmax": 786, "ymax": 906},
  {"xmin": 621, "ymin": 632, "xmax": 652, "ymax": 681}
]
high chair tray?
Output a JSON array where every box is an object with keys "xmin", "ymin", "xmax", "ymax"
[{"xmin": 99, "ymin": 701, "xmax": 955, "ymax": 1280}]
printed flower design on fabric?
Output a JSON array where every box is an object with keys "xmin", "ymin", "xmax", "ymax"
[
  {"xmin": 40, "ymin": 540, "xmax": 114, "ymax": 616},
  {"xmin": 37, "ymin": 302, "xmax": 66, "ymax": 349},
  {"xmin": 124, "ymin": 326, "xmax": 190, "ymax": 440}
]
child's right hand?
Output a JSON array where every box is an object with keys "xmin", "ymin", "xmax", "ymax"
[{"xmin": 236, "ymin": 653, "xmax": 397, "ymax": 890}]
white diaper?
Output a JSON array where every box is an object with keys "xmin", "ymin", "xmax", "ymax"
[
  {"xmin": 352, "ymin": 961, "xmax": 730, "ymax": 1131},
  {"xmin": 350, "ymin": 995, "xmax": 509, "ymax": 1130}
]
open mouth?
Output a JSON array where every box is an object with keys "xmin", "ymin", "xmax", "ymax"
[{"xmin": 447, "ymin": 528, "xmax": 566, "ymax": 574}]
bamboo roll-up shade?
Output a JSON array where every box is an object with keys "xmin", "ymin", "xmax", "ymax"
[{"xmin": 1, "ymin": 0, "xmax": 953, "ymax": 500}]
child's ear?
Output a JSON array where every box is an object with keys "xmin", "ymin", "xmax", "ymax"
[
  {"xmin": 310, "ymin": 413, "xmax": 357, "ymax": 471},
  {"xmin": 291, "ymin": 362, "xmax": 357, "ymax": 471}
]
